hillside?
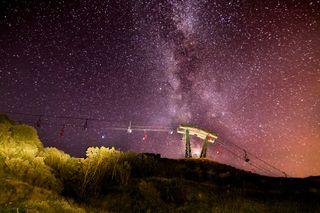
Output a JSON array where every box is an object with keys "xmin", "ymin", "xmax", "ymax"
[{"xmin": 0, "ymin": 114, "xmax": 319, "ymax": 212}]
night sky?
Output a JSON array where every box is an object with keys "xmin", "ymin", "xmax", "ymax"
[{"xmin": 0, "ymin": 0, "xmax": 319, "ymax": 177}]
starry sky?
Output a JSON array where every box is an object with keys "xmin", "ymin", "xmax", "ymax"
[{"xmin": 0, "ymin": 0, "xmax": 319, "ymax": 177}]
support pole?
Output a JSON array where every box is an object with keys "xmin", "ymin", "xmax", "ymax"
[
  {"xmin": 185, "ymin": 129, "xmax": 192, "ymax": 158},
  {"xmin": 200, "ymin": 135, "xmax": 209, "ymax": 158}
]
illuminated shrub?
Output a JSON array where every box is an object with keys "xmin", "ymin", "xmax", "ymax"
[
  {"xmin": 43, "ymin": 147, "xmax": 82, "ymax": 196},
  {"xmin": 112, "ymin": 160, "xmax": 131, "ymax": 185},
  {"xmin": 0, "ymin": 114, "xmax": 15, "ymax": 126},
  {"xmin": 0, "ymin": 117, "xmax": 62, "ymax": 192},
  {"xmin": 9, "ymin": 125, "xmax": 43, "ymax": 149}
]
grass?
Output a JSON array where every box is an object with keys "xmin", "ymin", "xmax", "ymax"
[
  {"xmin": 1, "ymin": 155, "xmax": 320, "ymax": 212},
  {"xmin": 0, "ymin": 114, "xmax": 319, "ymax": 212}
]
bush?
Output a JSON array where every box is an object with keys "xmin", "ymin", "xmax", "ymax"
[
  {"xmin": 9, "ymin": 125, "xmax": 43, "ymax": 150},
  {"xmin": 79, "ymin": 147, "xmax": 120, "ymax": 198},
  {"xmin": 0, "ymin": 120, "xmax": 62, "ymax": 192},
  {"xmin": 0, "ymin": 114, "xmax": 15, "ymax": 126},
  {"xmin": 43, "ymin": 147, "xmax": 82, "ymax": 196}
]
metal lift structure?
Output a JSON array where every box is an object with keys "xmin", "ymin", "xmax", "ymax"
[{"xmin": 177, "ymin": 124, "xmax": 218, "ymax": 158}]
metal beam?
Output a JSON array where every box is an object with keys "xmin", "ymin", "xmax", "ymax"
[
  {"xmin": 200, "ymin": 136, "xmax": 209, "ymax": 158},
  {"xmin": 185, "ymin": 129, "xmax": 192, "ymax": 158}
]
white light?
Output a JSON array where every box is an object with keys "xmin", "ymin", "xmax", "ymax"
[
  {"xmin": 101, "ymin": 135, "xmax": 105, "ymax": 139},
  {"xmin": 193, "ymin": 147, "xmax": 201, "ymax": 157}
]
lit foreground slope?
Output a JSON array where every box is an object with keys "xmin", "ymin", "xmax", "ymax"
[{"xmin": 0, "ymin": 114, "xmax": 319, "ymax": 212}]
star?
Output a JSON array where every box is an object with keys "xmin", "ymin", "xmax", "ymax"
[{"xmin": 0, "ymin": 0, "xmax": 319, "ymax": 177}]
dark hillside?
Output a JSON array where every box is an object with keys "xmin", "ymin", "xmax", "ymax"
[{"xmin": 0, "ymin": 114, "xmax": 319, "ymax": 212}]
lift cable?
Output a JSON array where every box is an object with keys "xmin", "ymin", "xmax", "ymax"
[
  {"xmin": 3, "ymin": 111, "xmax": 173, "ymax": 132},
  {"xmin": 2, "ymin": 110, "xmax": 288, "ymax": 177},
  {"xmin": 220, "ymin": 140, "xmax": 286, "ymax": 176},
  {"xmin": 217, "ymin": 141, "xmax": 279, "ymax": 177},
  {"xmin": 220, "ymin": 139, "xmax": 289, "ymax": 177}
]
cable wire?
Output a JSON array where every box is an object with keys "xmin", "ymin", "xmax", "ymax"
[{"xmin": 2, "ymin": 110, "xmax": 288, "ymax": 177}]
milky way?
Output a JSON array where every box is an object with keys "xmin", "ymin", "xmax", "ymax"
[{"xmin": 0, "ymin": 0, "xmax": 319, "ymax": 177}]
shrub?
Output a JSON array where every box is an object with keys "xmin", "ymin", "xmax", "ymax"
[
  {"xmin": 9, "ymin": 125, "xmax": 43, "ymax": 150},
  {"xmin": 0, "ymin": 121, "xmax": 62, "ymax": 192}
]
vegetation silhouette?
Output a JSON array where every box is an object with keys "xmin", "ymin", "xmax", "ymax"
[{"xmin": 0, "ymin": 114, "xmax": 319, "ymax": 212}]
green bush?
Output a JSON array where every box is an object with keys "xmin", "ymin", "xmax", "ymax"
[
  {"xmin": 9, "ymin": 125, "xmax": 43, "ymax": 150},
  {"xmin": 43, "ymin": 147, "xmax": 82, "ymax": 196},
  {"xmin": 76, "ymin": 147, "xmax": 136, "ymax": 199},
  {"xmin": 0, "ymin": 119, "xmax": 62, "ymax": 192},
  {"xmin": 0, "ymin": 114, "xmax": 15, "ymax": 126},
  {"xmin": 3, "ymin": 156, "xmax": 62, "ymax": 192}
]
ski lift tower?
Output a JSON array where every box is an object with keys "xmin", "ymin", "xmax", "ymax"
[{"xmin": 177, "ymin": 124, "xmax": 218, "ymax": 158}]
